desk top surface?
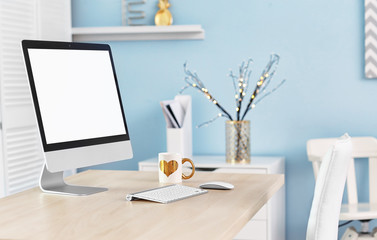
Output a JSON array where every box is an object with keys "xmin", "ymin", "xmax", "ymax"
[{"xmin": 0, "ymin": 170, "xmax": 284, "ymax": 240}]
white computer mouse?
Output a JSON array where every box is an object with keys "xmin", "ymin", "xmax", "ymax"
[{"xmin": 199, "ymin": 181, "xmax": 234, "ymax": 190}]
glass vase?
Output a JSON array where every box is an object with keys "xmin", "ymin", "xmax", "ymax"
[{"xmin": 226, "ymin": 120, "xmax": 250, "ymax": 164}]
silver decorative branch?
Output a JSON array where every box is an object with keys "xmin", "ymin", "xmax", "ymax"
[
  {"xmin": 258, "ymin": 54, "xmax": 280, "ymax": 95},
  {"xmin": 180, "ymin": 62, "xmax": 233, "ymax": 121},
  {"xmin": 228, "ymin": 58, "xmax": 253, "ymax": 120},
  {"xmin": 179, "ymin": 54, "xmax": 285, "ymax": 126},
  {"xmin": 196, "ymin": 113, "xmax": 226, "ymax": 128},
  {"xmin": 250, "ymin": 79, "xmax": 286, "ymax": 109},
  {"xmin": 240, "ymin": 54, "xmax": 281, "ymax": 120}
]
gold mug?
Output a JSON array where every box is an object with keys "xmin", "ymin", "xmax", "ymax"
[{"xmin": 158, "ymin": 153, "xmax": 195, "ymax": 183}]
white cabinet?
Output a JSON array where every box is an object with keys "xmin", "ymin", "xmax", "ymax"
[{"xmin": 138, "ymin": 156, "xmax": 285, "ymax": 240}]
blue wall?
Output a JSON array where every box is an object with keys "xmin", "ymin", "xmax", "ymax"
[{"xmin": 73, "ymin": 0, "xmax": 377, "ymax": 239}]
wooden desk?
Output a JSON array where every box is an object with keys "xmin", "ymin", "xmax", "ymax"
[
  {"xmin": 139, "ymin": 156, "xmax": 285, "ymax": 240},
  {"xmin": 0, "ymin": 170, "xmax": 284, "ymax": 240}
]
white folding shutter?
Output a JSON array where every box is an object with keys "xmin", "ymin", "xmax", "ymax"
[
  {"xmin": 0, "ymin": 0, "xmax": 40, "ymax": 197},
  {"xmin": 0, "ymin": 0, "xmax": 71, "ymax": 197}
]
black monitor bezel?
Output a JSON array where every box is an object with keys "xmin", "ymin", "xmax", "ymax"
[{"xmin": 22, "ymin": 40, "xmax": 130, "ymax": 152}]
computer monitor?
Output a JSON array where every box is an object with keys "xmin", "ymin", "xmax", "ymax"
[{"xmin": 22, "ymin": 40, "xmax": 133, "ymax": 195}]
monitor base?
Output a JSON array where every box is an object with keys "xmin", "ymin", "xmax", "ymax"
[{"xmin": 39, "ymin": 164, "xmax": 108, "ymax": 196}]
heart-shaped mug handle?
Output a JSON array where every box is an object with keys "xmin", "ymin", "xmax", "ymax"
[{"xmin": 182, "ymin": 158, "xmax": 195, "ymax": 180}]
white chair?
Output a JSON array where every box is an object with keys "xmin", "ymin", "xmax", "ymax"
[
  {"xmin": 307, "ymin": 136, "xmax": 377, "ymax": 239},
  {"xmin": 306, "ymin": 133, "xmax": 353, "ymax": 240}
]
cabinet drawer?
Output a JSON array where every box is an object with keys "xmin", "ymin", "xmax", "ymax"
[
  {"xmin": 138, "ymin": 165, "xmax": 158, "ymax": 172},
  {"xmin": 234, "ymin": 219, "xmax": 267, "ymax": 240}
]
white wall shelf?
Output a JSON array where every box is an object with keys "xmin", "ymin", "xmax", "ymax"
[{"xmin": 72, "ymin": 25, "xmax": 205, "ymax": 42}]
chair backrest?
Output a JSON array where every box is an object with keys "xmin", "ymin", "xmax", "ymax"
[
  {"xmin": 306, "ymin": 134, "xmax": 352, "ymax": 240},
  {"xmin": 307, "ymin": 136, "xmax": 377, "ymax": 205}
]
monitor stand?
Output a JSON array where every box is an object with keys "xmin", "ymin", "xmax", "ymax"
[{"xmin": 39, "ymin": 164, "xmax": 108, "ymax": 196}]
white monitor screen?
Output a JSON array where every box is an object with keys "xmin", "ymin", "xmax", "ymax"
[{"xmin": 27, "ymin": 49, "xmax": 127, "ymax": 145}]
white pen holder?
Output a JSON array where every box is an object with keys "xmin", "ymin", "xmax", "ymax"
[{"xmin": 166, "ymin": 95, "xmax": 192, "ymax": 158}]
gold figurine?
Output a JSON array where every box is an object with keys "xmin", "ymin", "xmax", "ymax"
[{"xmin": 154, "ymin": 0, "xmax": 172, "ymax": 26}]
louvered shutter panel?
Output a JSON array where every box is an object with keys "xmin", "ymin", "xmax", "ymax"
[{"xmin": 0, "ymin": 0, "xmax": 71, "ymax": 197}]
